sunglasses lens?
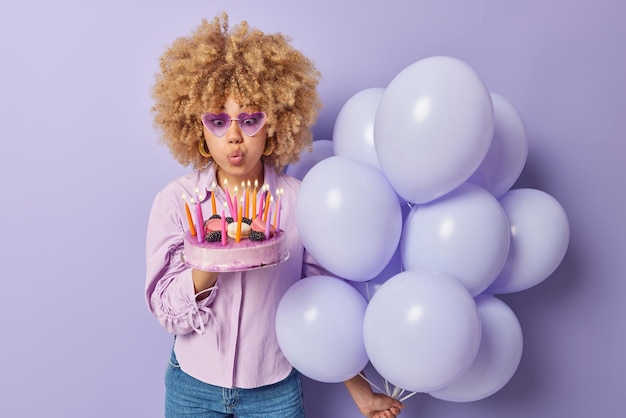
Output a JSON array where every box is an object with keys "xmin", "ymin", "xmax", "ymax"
[
  {"xmin": 202, "ymin": 112, "xmax": 266, "ymax": 137},
  {"xmin": 202, "ymin": 113, "xmax": 231, "ymax": 137},
  {"xmin": 238, "ymin": 112, "xmax": 266, "ymax": 136}
]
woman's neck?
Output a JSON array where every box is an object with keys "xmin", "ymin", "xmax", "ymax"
[{"xmin": 215, "ymin": 165, "xmax": 265, "ymax": 200}]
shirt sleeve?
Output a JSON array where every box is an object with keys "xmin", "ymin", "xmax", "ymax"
[{"xmin": 145, "ymin": 189, "xmax": 218, "ymax": 336}]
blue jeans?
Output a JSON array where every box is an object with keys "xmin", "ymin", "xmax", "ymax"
[{"xmin": 165, "ymin": 350, "xmax": 305, "ymax": 417}]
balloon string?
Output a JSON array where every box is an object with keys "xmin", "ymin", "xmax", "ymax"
[
  {"xmin": 358, "ymin": 373, "xmax": 415, "ymax": 401},
  {"xmin": 393, "ymin": 386, "xmax": 408, "ymax": 399},
  {"xmin": 399, "ymin": 391, "xmax": 418, "ymax": 402},
  {"xmin": 365, "ymin": 281, "xmax": 372, "ymax": 301},
  {"xmin": 358, "ymin": 373, "xmax": 385, "ymax": 394}
]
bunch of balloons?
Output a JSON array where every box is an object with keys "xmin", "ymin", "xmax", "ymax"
[{"xmin": 277, "ymin": 56, "xmax": 570, "ymax": 402}]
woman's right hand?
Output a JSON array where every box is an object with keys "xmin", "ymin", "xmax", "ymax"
[{"xmin": 192, "ymin": 269, "xmax": 220, "ymax": 300}]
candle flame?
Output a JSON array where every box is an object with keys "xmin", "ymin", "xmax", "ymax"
[{"xmin": 194, "ymin": 187, "xmax": 206, "ymax": 201}]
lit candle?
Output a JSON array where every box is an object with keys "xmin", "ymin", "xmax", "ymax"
[
  {"xmin": 252, "ymin": 179, "xmax": 258, "ymax": 220},
  {"xmin": 257, "ymin": 185, "xmax": 265, "ymax": 219},
  {"xmin": 233, "ymin": 185, "xmax": 238, "ymax": 224},
  {"xmin": 223, "ymin": 179, "xmax": 234, "ymax": 218},
  {"xmin": 273, "ymin": 189, "xmax": 282, "ymax": 230},
  {"xmin": 211, "ymin": 181, "xmax": 217, "ymax": 215},
  {"xmin": 275, "ymin": 202, "xmax": 281, "ymax": 231},
  {"xmin": 193, "ymin": 192, "xmax": 205, "ymax": 244},
  {"xmin": 245, "ymin": 180, "xmax": 251, "ymax": 219},
  {"xmin": 221, "ymin": 208, "xmax": 227, "ymax": 246},
  {"xmin": 265, "ymin": 205, "xmax": 272, "ymax": 240},
  {"xmin": 236, "ymin": 201, "xmax": 243, "ymax": 243},
  {"xmin": 263, "ymin": 186, "xmax": 272, "ymax": 222},
  {"xmin": 182, "ymin": 194, "xmax": 197, "ymax": 236}
]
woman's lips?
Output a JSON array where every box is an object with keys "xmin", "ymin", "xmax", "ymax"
[{"xmin": 228, "ymin": 150, "xmax": 244, "ymax": 165}]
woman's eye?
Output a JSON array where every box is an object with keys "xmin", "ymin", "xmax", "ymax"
[
  {"xmin": 212, "ymin": 119, "xmax": 225, "ymax": 127},
  {"xmin": 242, "ymin": 117, "xmax": 257, "ymax": 126}
]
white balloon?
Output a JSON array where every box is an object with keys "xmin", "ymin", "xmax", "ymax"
[
  {"xmin": 430, "ymin": 295, "xmax": 523, "ymax": 402},
  {"xmin": 333, "ymin": 87, "xmax": 385, "ymax": 169},
  {"xmin": 350, "ymin": 243, "xmax": 402, "ymax": 301},
  {"xmin": 401, "ymin": 183, "xmax": 510, "ymax": 296},
  {"xmin": 487, "ymin": 188, "xmax": 570, "ymax": 294},
  {"xmin": 374, "ymin": 56, "xmax": 494, "ymax": 204},
  {"xmin": 276, "ymin": 275, "xmax": 369, "ymax": 383},
  {"xmin": 286, "ymin": 139, "xmax": 334, "ymax": 180},
  {"xmin": 363, "ymin": 270, "xmax": 481, "ymax": 393},
  {"xmin": 467, "ymin": 93, "xmax": 528, "ymax": 197},
  {"xmin": 296, "ymin": 156, "xmax": 403, "ymax": 281}
]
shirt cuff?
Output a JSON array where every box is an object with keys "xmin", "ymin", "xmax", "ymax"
[{"xmin": 184, "ymin": 269, "xmax": 218, "ymax": 306}]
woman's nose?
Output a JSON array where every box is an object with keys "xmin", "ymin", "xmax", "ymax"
[{"xmin": 226, "ymin": 123, "xmax": 243, "ymax": 143}]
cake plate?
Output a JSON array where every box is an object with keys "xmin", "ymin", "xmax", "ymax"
[{"xmin": 181, "ymin": 251, "xmax": 290, "ymax": 273}]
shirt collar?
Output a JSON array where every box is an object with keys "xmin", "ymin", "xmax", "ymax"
[{"xmin": 197, "ymin": 162, "xmax": 279, "ymax": 203}]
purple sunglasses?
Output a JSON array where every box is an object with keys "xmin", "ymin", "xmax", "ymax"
[{"xmin": 201, "ymin": 112, "xmax": 267, "ymax": 138}]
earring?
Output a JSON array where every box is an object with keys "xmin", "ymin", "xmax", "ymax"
[
  {"xmin": 199, "ymin": 141, "xmax": 212, "ymax": 158},
  {"xmin": 262, "ymin": 140, "xmax": 273, "ymax": 156}
]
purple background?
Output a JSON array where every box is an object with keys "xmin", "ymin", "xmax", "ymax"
[{"xmin": 1, "ymin": 1, "xmax": 624, "ymax": 417}]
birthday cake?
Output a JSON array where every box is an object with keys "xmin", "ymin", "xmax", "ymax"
[{"xmin": 182, "ymin": 215, "xmax": 288, "ymax": 272}]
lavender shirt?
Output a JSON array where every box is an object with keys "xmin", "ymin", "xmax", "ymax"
[{"xmin": 145, "ymin": 163, "xmax": 322, "ymax": 389}]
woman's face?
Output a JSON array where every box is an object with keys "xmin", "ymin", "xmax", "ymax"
[{"xmin": 202, "ymin": 96, "xmax": 267, "ymax": 185}]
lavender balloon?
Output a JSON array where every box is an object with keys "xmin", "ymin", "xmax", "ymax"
[
  {"xmin": 467, "ymin": 93, "xmax": 529, "ymax": 198},
  {"xmin": 374, "ymin": 56, "xmax": 494, "ymax": 204},
  {"xmin": 430, "ymin": 294, "xmax": 523, "ymax": 402},
  {"xmin": 487, "ymin": 188, "xmax": 570, "ymax": 294},
  {"xmin": 363, "ymin": 269, "xmax": 481, "ymax": 393},
  {"xmin": 350, "ymin": 244, "xmax": 402, "ymax": 302},
  {"xmin": 275, "ymin": 275, "xmax": 369, "ymax": 383},
  {"xmin": 296, "ymin": 156, "xmax": 402, "ymax": 281},
  {"xmin": 286, "ymin": 139, "xmax": 334, "ymax": 181},
  {"xmin": 333, "ymin": 87, "xmax": 385, "ymax": 169},
  {"xmin": 401, "ymin": 183, "xmax": 511, "ymax": 296}
]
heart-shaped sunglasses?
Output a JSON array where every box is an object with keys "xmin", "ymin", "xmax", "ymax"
[{"xmin": 201, "ymin": 112, "xmax": 266, "ymax": 138}]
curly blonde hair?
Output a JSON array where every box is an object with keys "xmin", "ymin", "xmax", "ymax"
[{"xmin": 151, "ymin": 14, "xmax": 322, "ymax": 171}]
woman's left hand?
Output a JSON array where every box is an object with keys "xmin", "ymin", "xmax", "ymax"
[
  {"xmin": 361, "ymin": 392, "xmax": 404, "ymax": 417},
  {"xmin": 344, "ymin": 374, "xmax": 404, "ymax": 417}
]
